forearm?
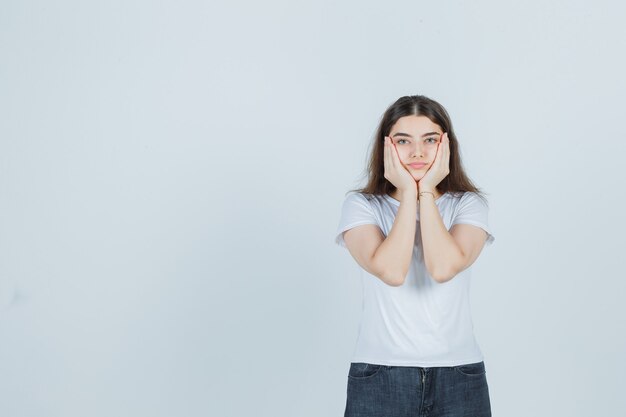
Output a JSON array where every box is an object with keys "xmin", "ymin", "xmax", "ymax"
[
  {"xmin": 418, "ymin": 191, "xmax": 464, "ymax": 282},
  {"xmin": 373, "ymin": 190, "xmax": 417, "ymax": 286}
]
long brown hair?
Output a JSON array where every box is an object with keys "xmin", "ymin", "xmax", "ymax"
[{"xmin": 348, "ymin": 95, "xmax": 488, "ymax": 204}]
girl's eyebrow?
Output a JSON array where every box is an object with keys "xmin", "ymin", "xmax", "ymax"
[{"xmin": 391, "ymin": 131, "xmax": 441, "ymax": 138}]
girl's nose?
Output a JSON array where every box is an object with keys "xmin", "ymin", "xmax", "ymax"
[{"xmin": 411, "ymin": 144, "xmax": 424, "ymax": 158}]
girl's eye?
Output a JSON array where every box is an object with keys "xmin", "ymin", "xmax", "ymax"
[
  {"xmin": 397, "ymin": 139, "xmax": 408, "ymax": 145},
  {"xmin": 426, "ymin": 137, "xmax": 438, "ymax": 143}
]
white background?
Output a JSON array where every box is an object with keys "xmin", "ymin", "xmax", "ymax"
[{"xmin": 1, "ymin": 0, "xmax": 625, "ymax": 416}]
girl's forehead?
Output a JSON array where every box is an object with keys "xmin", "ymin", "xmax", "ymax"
[{"xmin": 392, "ymin": 115, "xmax": 441, "ymax": 132}]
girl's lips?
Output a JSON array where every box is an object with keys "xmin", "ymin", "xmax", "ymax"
[{"xmin": 409, "ymin": 163, "xmax": 427, "ymax": 169}]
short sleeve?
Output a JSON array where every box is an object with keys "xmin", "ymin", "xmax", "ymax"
[
  {"xmin": 334, "ymin": 192, "xmax": 380, "ymax": 248},
  {"xmin": 450, "ymin": 192, "xmax": 495, "ymax": 245}
]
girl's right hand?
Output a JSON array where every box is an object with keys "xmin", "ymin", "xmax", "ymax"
[{"xmin": 383, "ymin": 136, "xmax": 418, "ymax": 196}]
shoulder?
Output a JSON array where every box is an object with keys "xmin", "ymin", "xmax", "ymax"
[
  {"xmin": 448, "ymin": 191, "xmax": 489, "ymax": 208},
  {"xmin": 339, "ymin": 192, "xmax": 392, "ymax": 221},
  {"xmin": 344, "ymin": 191, "xmax": 368, "ymax": 201},
  {"xmin": 448, "ymin": 191, "xmax": 495, "ymax": 244},
  {"xmin": 342, "ymin": 191, "xmax": 382, "ymax": 207}
]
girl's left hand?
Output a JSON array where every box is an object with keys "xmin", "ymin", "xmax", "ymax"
[{"xmin": 418, "ymin": 132, "xmax": 450, "ymax": 191}]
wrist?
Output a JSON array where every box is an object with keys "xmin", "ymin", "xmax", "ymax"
[
  {"xmin": 399, "ymin": 188, "xmax": 417, "ymax": 201},
  {"xmin": 418, "ymin": 187, "xmax": 438, "ymax": 202}
]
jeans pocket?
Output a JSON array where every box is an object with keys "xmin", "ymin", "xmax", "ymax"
[
  {"xmin": 348, "ymin": 362, "xmax": 384, "ymax": 380},
  {"xmin": 453, "ymin": 361, "xmax": 486, "ymax": 377}
]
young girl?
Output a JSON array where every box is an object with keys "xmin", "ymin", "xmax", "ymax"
[{"xmin": 335, "ymin": 95, "xmax": 494, "ymax": 416}]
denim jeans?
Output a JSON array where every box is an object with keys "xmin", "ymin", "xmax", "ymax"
[{"xmin": 344, "ymin": 361, "xmax": 491, "ymax": 417}]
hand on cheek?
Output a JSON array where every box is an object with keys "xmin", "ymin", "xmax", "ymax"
[
  {"xmin": 418, "ymin": 132, "xmax": 450, "ymax": 191},
  {"xmin": 384, "ymin": 136, "xmax": 418, "ymax": 195}
]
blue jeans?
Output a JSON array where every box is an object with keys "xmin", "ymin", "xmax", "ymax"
[{"xmin": 344, "ymin": 361, "xmax": 492, "ymax": 417}]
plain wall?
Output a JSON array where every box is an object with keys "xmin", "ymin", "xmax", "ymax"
[{"xmin": 1, "ymin": 0, "xmax": 625, "ymax": 415}]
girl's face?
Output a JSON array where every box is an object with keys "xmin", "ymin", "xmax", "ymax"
[{"xmin": 388, "ymin": 115, "xmax": 444, "ymax": 181}]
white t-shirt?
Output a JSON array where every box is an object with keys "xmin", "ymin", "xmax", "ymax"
[{"xmin": 335, "ymin": 191, "xmax": 495, "ymax": 367}]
